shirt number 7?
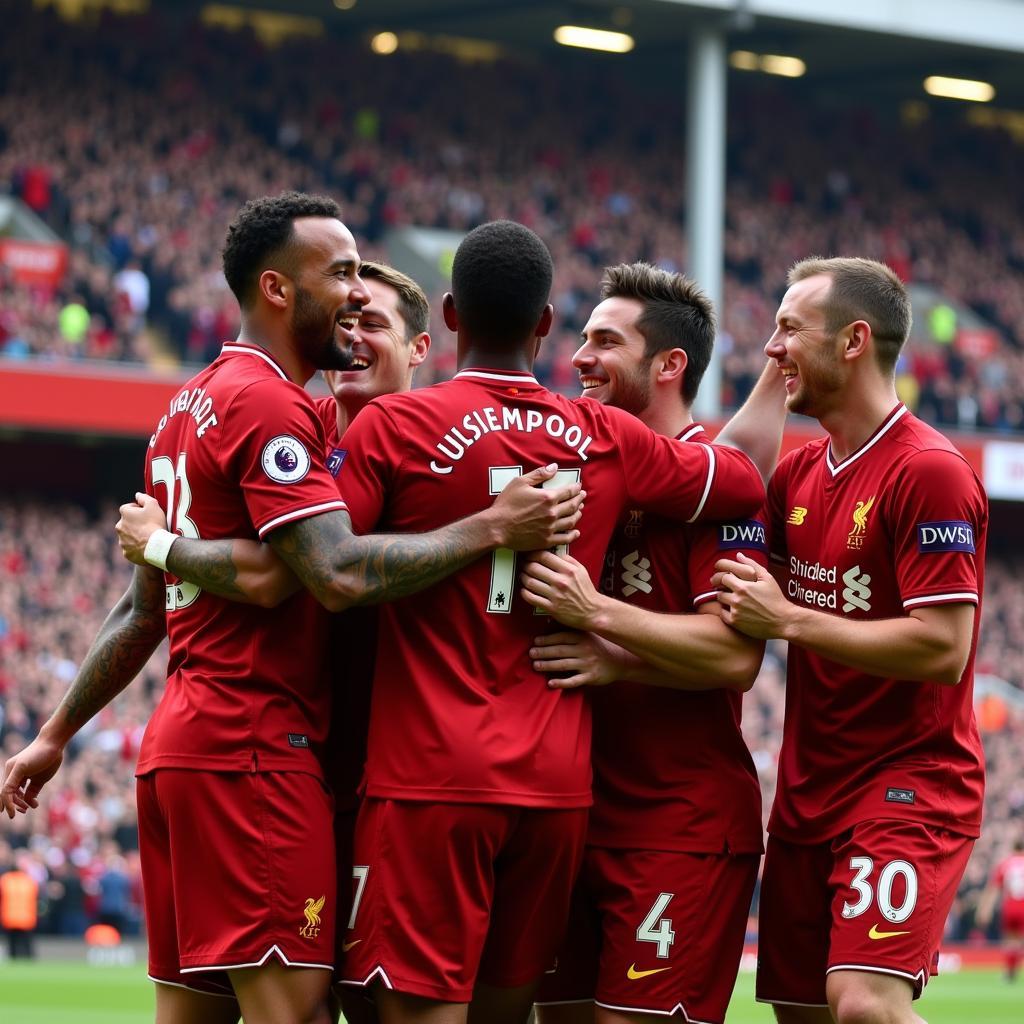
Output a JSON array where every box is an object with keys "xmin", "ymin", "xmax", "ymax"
[{"xmin": 486, "ymin": 465, "xmax": 582, "ymax": 615}]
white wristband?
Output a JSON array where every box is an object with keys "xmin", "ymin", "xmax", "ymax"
[{"xmin": 143, "ymin": 529, "xmax": 178, "ymax": 572}]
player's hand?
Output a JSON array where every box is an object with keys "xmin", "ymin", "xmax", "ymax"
[
  {"xmin": 520, "ymin": 551, "xmax": 599, "ymax": 629},
  {"xmin": 712, "ymin": 552, "xmax": 788, "ymax": 639},
  {"xmin": 529, "ymin": 630, "xmax": 622, "ymax": 689},
  {"xmin": 116, "ymin": 493, "xmax": 167, "ymax": 565},
  {"xmin": 492, "ymin": 464, "xmax": 584, "ymax": 551},
  {"xmin": 1, "ymin": 735, "xmax": 64, "ymax": 819}
]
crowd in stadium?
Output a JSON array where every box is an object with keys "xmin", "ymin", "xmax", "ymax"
[
  {"xmin": 0, "ymin": 498, "xmax": 1020, "ymax": 941},
  {"xmin": 2, "ymin": 1, "xmax": 1023, "ymax": 432}
]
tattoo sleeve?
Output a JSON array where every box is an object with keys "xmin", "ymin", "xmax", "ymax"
[
  {"xmin": 267, "ymin": 508, "xmax": 494, "ymax": 611},
  {"xmin": 56, "ymin": 565, "xmax": 167, "ymax": 735},
  {"xmin": 166, "ymin": 538, "xmax": 248, "ymax": 602}
]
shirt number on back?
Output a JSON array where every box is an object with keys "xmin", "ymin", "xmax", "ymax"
[
  {"xmin": 486, "ymin": 466, "xmax": 581, "ymax": 614},
  {"xmin": 151, "ymin": 453, "xmax": 201, "ymax": 611}
]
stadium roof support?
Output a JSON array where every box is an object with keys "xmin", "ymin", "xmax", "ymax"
[
  {"xmin": 687, "ymin": 28, "xmax": 727, "ymax": 419},
  {"xmin": 663, "ymin": 0, "xmax": 1024, "ymax": 53}
]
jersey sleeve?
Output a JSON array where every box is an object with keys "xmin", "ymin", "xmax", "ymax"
[
  {"xmin": 687, "ymin": 505, "xmax": 770, "ymax": 607},
  {"xmin": 332, "ymin": 401, "xmax": 398, "ymax": 534},
  {"xmin": 766, "ymin": 452, "xmax": 796, "ymax": 570},
  {"xmin": 887, "ymin": 448, "xmax": 987, "ymax": 610},
  {"xmin": 221, "ymin": 380, "xmax": 346, "ymax": 539},
  {"xmin": 611, "ymin": 408, "xmax": 764, "ymax": 523}
]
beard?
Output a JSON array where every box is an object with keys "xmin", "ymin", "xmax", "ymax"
[
  {"xmin": 292, "ymin": 285, "xmax": 355, "ymax": 371},
  {"xmin": 787, "ymin": 347, "xmax": 844, "ymax": 417},
  {"xmin": 609, "ymin": 360, "xmax": 654, "ymax": 418}
]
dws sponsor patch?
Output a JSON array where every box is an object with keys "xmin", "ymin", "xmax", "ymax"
[
  {"xmin": 917, "ymin": 521, "xmax": 975, "ymax": 553},
  {"xmin": 718, "ymin": 519, "xmax": 768, "ymax": 552}
]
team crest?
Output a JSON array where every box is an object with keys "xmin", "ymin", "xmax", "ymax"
[
  {"xmin": 847, "ymin": 496, "xmax": 875, "ymax": 549},
  {"xmin": 623, "ymin": 509, "xmax": 644, "ymax": 538},
  {"xmin": 262, "ymin": 435, "xmax": 311, "ymax": 483},
  {"xmin": 787, "ymin": 506, "xmax": 808, "ymax": 526},
  {"xmin": 299, "ymin": 895, "xmax": 325, "ymax": 939}
]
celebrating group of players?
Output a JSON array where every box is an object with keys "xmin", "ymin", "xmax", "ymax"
[{"xmin": 1, "ymin": 192, "xmax": 989, "ymax": 1024}]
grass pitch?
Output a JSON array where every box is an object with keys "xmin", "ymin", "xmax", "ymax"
[{"xmin": 1, "ymin": 961, "xmax": 1021, "ymax": 1022}]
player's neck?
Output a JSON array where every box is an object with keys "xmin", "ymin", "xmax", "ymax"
[
  {"xmin": 820, "ymin": 381, "xmax": 901, "ymax": 462},
  {"xmin": 638, "ymin": 394, "xmax": 692, "ymax": 439},
  {"xmin": 457, "ymin": 344, "xmax": 535, "ymax": 374},
  {"xmin": 235, "ymin": 321, "xmax": 314, "ymax": 385}
]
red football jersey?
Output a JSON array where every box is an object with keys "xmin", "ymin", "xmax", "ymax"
[
  {"xmin": 336, "ymin": 369, "xmax": 764, "ymax": 808},
  {"xmin": 994, "ymin": 854, "xmax": 1024, "ymax": 907},
  {"xmin": 766, "ymin": 404, "xmax": 986, "ymax": 842},
  {"xmin": 587, "ymin": 425, "xmax": 765, "ymax": 854},
  {"xmin": 136, "ymin": 342, "xmax": 347, "ymax": 777}
]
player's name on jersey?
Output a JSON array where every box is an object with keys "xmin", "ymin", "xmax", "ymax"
[
  {"xmin": 430, "ymin": 405, "xmax": 594, "ymax": 475},
  {"xmin": 149, "ymin": 385, "xmax": 220, "ymax": 448}
]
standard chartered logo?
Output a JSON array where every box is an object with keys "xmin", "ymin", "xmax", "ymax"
[
  {"xmin": 621, "ymin": 550, "xmax": 653, "ymax": 597},
  {"xmin": 842, "ymin": 565, "xmax": 872, "ymax": 613}
]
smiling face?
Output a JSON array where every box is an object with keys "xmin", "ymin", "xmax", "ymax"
[
  {"xmin": 573, "ymin": 296, "xmax": 655, "ymax": 417},
  {"xmin": 764, "ymin": 273, "xmax": 846, "ymax": 418},
  {"xmin": 324, "ymin": 276, "xmax": 427, "ymax": 408},
  {"xmin": 288, "ymin": 217, "xmax": 370, "ymax": 371}
]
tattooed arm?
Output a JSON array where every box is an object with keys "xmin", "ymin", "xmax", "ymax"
[{"xmin": 1, "ymin": 565, "xmax": 166, "ymax": 818}]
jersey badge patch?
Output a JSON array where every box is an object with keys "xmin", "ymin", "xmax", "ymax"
[
  {"xmin": 718, "ymin": 519, "xmax": 768, "ymax": 552},
  {"xmin": 623, "ymin": 509, "xmax": 644, "ymax": 538},
  {"xmin": 299, "ymin": 895, "xmax": 325, "ymax": 939},
  {"xmin": 262, "ymin": 435, "xmax": 311, "ymax": 483},
  {"xmin": 917, "ymin": 521, "xmax": 975, "ymax": 553},
  {"xmin": 885, "ymin": 787, "xmax": 916, "ymax": 805},
  {"xmin": 847, "ymin": 495, "xmax": 875, "ymax": 550},
  {"xmin": 326, "ymin": 448, "xmax": 347, "ymax": 477},
  {"xmin": 787, "ymin": 506, "xmax": 808, "ymax": 525}
]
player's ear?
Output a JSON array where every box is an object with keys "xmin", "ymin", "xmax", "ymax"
[
  {"xmin": 409, "ymin": 332, "xmax": 430, "ymax": 367},
  {"xmin": 657, "ymin": 347, "xmax": 688, "ymax": 384},
  {"xmin": 844, "ymin": 320, "xmax": 872, "ymax": 362},
  {"xmin": 534, "ymin": 304, "xmax": 554, "ymax": 339},
  {"xmin": 260, "ymin": 270, "xmax": 290, "ymax": 310},
  {"xmin": 442, "ymin": 293, "xmax": 458, "ymax": 331}
]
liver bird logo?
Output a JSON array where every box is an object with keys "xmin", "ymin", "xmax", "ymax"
[
  {"xmin": 847, "ymin": 496, "xmax": 876, "ymax": 549},
  {"xmin": 301, "ymin": 895, "xmax": 326, "ymax": 937}
]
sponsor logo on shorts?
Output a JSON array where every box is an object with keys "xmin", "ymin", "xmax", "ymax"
[
  {"xmin": 300, "ymin": 895, "xmax": 325, "ymax": 939},
  {"xmin": 626, "ymin": 963, "xmax": 671, "ymax": 980},
  {"xmin": 787, "ymin": 506, "xmax": 808, "ymax": 525},
  {"xmin": 868, "ymin": 923, "xmax": 911, "ymax": 940},
  {"xmin": 341, "ymin": 938, "xmax": 362, "ymax": 953},
  {"xmin": 288, "ymin": 733, "xmax": 310, "ymax": 748},
  {"xmin": 262, "ymin": 435, "xmax": 311, "ymax": 483},
  {"xmin": 847, "ymin": 496, "xmax": 875, "ymax": 550},
  {"xmin": 917, "ymin": 520, "xmax": 975, "ymax": 553},
  {"xmin": 885, "ymin": 787, "xmax": 916, "ymax": 805}
]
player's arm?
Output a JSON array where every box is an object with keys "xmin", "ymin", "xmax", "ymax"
[
  {"xmin": 265, "ymin": 463, "xmax": 582, "ymax": 611},
  {"xmin": 713, "ymin": 552, "xmax": 974, "ymax": 685},
  {"xmin": 522, "ymin": 551, "xmax": 763, "ymax": 691},
  {"xmin": 714, "ymin": 358, "xmax": 788, "ymax": 484},
  {"xmin": 1, "ymin": 565, "xmax": 166, "ymax": 818},
  {"xmin": 116, "ymin": 494, "xmax": 300, "ymax": 608},
  {"xmin": 121, "ymin": 463, "xmax": 583, "ymax": 613}
]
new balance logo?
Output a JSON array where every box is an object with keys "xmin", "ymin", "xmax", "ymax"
[
  {"xmin": 621, "ymin": 551, "xmax": 653, "ymax": 597},
  {"xmin": 787, "ymin": 506, "xmax": 809, "ymax": 525},
  {"xmin": 841, "ymin": 566, "xmax": 872, "ymax": 613}
]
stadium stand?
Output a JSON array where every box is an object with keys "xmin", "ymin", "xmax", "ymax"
[{"xmin": 1, "ymin": 1, "xmax": 1022, "ymax": 431}]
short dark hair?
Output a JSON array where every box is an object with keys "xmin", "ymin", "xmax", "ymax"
[
  {"xmin": 600, "ymin": 262, "xmax": 716, "ymax": 405},
  {"xmin": 360, "ymin": 261, "xmax": 429, "ymax": 340},
  {"xmin": 222, "ymin": 191, "xmax": 342, "ymax": 308},
  {"xmin": 451, "ymin": 221, "xmax": 553, "ymax": 345},
  {"xmin": 788, "ymin": 257, "xmax": 911, "ymax": 374}
]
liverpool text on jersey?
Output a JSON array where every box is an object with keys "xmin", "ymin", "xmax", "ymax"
[
  {"xmin": 429, "ymin": 405, "xmax": 594, "ymax": 475},
  {"xmin": 149, "ymin": 385, "xmax": 220, "ymax": 448}
]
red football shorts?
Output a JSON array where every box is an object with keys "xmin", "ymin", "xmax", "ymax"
[
  {"xmin": 138, "ymin": 769, "xmax": 337, "ymax": 993},
  {"xmin": 339, "ymin": 798, "xmax": 588, "ymax": 1001},
  {"xmin": 1002, "ymin": 900, "xmax": 1024, "ymax": 937},
  {"xmin": 334, "ymin": 805, "xmax": 359, "ymax": 975},
  {"xmin": 756, "ymin": 821, "xmax": 974, "ymax": 1007},
  {"xmin": 535, "ymin": 846, "xmax": 758, "ymax": 1023}
]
